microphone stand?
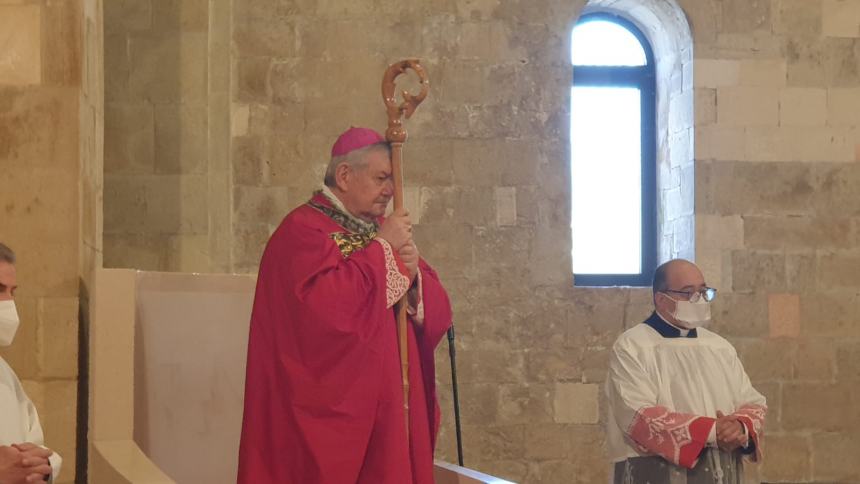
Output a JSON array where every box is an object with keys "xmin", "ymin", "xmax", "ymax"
[{"xmin": 447, "ymin": 324, "xmax": 464, "ymax": 466}]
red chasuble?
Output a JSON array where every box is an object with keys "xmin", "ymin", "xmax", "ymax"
[{"xmin": 238, "ymin": 193, "xmax": 453, "ymax": 484}]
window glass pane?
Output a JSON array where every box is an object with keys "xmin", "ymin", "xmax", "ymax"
[
  {"xmin": 571, "ymin": 86, "xmax": 642, "ymax": 274},
  {"xmin": 571, "ymin": 20, "xmax": 647, "ymax": 66}
]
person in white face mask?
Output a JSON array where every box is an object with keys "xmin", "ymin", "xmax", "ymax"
[
  {"xmin": 0, "ymin": 243, "xmax": 62, "ymax": 483},
  {"xmin": 605, "ymin": 259, "xmax": 766, "ymax": 484}
]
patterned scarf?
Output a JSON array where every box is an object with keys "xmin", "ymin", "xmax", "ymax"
[{"xmin": 308, "ymin": 187, "xmax": 379, "ymax": 258}]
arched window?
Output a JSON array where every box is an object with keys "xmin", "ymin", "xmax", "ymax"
[{"xmin": 571, "ymin": 13, "xmax": 656, "ymax": 286}]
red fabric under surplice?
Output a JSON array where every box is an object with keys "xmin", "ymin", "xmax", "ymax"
[{"xmin": 237, "ymin": 193, "xmax": 453, "ymax": 484}]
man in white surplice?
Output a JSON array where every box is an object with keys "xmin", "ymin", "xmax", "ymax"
[
  {"xmin": 0, "ymin": 243, "xmax": 62, "ymax": 483},
  {"xmin": 606, "ymin": 259, "xmax": 766, "ymax": 484}
]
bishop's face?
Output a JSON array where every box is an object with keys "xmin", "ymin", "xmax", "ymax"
[{"xmin": 338, "ymin": 149, "xmax": 394, "ymax": 221}]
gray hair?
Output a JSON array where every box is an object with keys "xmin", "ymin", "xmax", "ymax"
[
  {"xmin": 0, "ymin": 243, "xmax": 15, "ymax": 264},
  {"xmin": 323, "ymin": 142, "xmax": 391, "ymax": 187}
]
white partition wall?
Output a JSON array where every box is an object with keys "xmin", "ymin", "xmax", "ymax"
[{"xmin": 133, "ymin": 272, "xmax": 256, "ymax": 484}]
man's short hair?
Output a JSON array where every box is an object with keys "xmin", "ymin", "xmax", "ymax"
[
  {"xmin": 323, "ymin": 142, "xmax": 391, "ymax": 187},
  {"xmin": 0, "ymin": 243, "xmax": 15, "ymax": 264}
]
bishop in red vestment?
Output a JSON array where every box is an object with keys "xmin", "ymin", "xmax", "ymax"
[{"xmin": 238, "ymin": 127, "xmax": 453, "ymax": 484}]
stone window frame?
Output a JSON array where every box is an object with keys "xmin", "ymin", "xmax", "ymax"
[
  {"xmin": 571, "ymin": 12, "xmax": 658, "ymax": 287},
  {"xmin": 572, "ymin": 0, "xmax": 695, "ymax": 287}
]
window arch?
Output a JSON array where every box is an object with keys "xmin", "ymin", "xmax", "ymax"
[{"xmin": 571, "ymin": 13, "xmax": 657, "ymax": 286}]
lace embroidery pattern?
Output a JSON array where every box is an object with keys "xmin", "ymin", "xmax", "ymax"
[
  {"xmin": 732, "ymin": 403, "xmax": 766, "ymax": 461},
  {"xmin": 627, "ymin": 405, "xmax": 713, "ymax": 469},
  {"xmin": 374, "ymin": 237, "xmax": 410, "ymax": 308},
  {"xmin": 732, "ymin": 404, "xmax": 766, "ymax": 434}
]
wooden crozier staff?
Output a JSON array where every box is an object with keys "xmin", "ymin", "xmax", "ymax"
[{"xmin": 381, "ymin": 59, "xmax": 429, "ymax": 439}]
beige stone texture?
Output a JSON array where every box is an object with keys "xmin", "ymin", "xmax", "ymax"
[
  {"xmin": 697, "ymin": 161, "xmax": 825, "ymax": 216},
  {"xmin": 151, "ymin": 0, "xmax": 209, "ymax": 33},
  {"xmin": 775, "ymin": 0, "xmax": 823, "ymax": 36},
  {"xmin": 552, "ymin": 383, "xmax": 599, "ymax": 424},
  {"xmin": 154, "ymin": 104, "xmax": 208, "ymax": 174},
  {"xmin": 695, "ymin": 248, "xmax": 727, "ymax": 293},
  {"xmin": 737, "ymin": 339, "xmax": 795, "ymax": 381},
  {"xmin": 166, "ymin": 235, "xmax": 211, "ymax": 273},
  {"xmin": 753, "ymin": 381, "xmax": 781, "ymax": 432},
  {"xmin": 767, "ymin": 293, "xmax": 801, "ymax": 338},
  {"xmin": 812, "ymin": 431, "xmax": 860, "ymax": 482},
  {"xmin": 793, "ymin": 339, "xmax": 836, "ymax": 380},
  {"xmin": 835, "ymin": 341, "xmax": 860, "ymax": 381},
  {"xmin": 710, "ymin": 292, "xmax": 770, "ymax": 338},
  {"xmin": 827, "ymin": 87, "xmax": 860, "ymax": 125},
  {"xmin": 37, "ymin": 297, "xmax": 79, "ymax": 378},
  {"xmin": 231, "ymin": 103, "xmax": 250, "ymax": 137},
  {"xmin": 494, "ymin": 187, "xmax": 517, "ymax": 226},
  {"xmin": 105, "ymin": 104, "xmax": 155, "ymax": 175},
  {"xmin": 694, "ymin": 59, "xmax": 740, "ymax": 88},
  {"xmin": 823, "ymin": 0, "xmax": 860, "ymax": 37},
  {"xmin": 759, "ymin": 433, "xmax": 812, "ymax": 482},
  {"xmin": 127, "ymin": 33, "xmax": 208, "ymax": 104},
  {"xmin": 234, "ymin": 57, "xmax": 270, "ymax": 104},
  {"xmin": 732, "ymin": 251, "xmax": 786, "ymax": 292},
  {"xmin": 697, "ymin": 215, "xmax": 744, "ymax": 250},
  {"xmin": 0, "ymin": 4, "xmax": 41, "ymax": 85},
  {"xmin": 694, "ymin": 88, "xmax": 716, "ymax": 126},
  {"xmin": 694, "ymin": 125, "xmax": 746, "ymax": 161},
  {"xmin": 784, "ymin": 37, "xmax": 828, "ymax": 87},
  {"xmin": 721, "ymin": 0, "xmax": 772, "ymax": 33},
  {"xmin": 104, "ymin": 0, "xmax": 232, "ymax": 273},
  {"xmin": 739, "ymin": 60, "xmax": 786, "ymax": 87},
  {"xmin": 785, "ymin": 252, "xmax": 818, "ymax": 293},
  {"xmin": 233, "ymin": 186, "xmax": 291, "ymax": 228},
  {"xmin": 818, "ymin": 251, "xmax": 860, "ymax": 288},
  {"xmin": 717, "ymin": 87, "xmax": 779, "ymax": 126},
  {"xmin": 41, "ymin": 0, "xmax": 81, "ymax": 87},
  {"xmin": 782, "ymin": 382, "xmax": 860, "ymax": 431},
  {"xmin": 800, "ymin": 291, "xmax": 860, "ymax": 338},
  {"xmin": 104, "ymin": 0, "xmax": 152, "ymax": 35},
  {"xmin": 744, "ymin": 215, "xmax": 857, "ymax": 249},
  {"xmin": 779, "ymin": 88, "xmax": 827, "ymax": 126},
  {"xmin": 743, "ymin": 126, "xmax": 856, "ymax": 162}
]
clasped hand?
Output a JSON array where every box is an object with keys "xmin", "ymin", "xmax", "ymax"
[
  {"xmin": 715, "ymin": 411, "xmax": 747, "ymax": 452},
  {"xmin": 0, "ymin": 443, "xmax": 52, "ymax": 483},
  {"xmin": 377, "ymin": 208, "xmax": 419, "ymax": 282}
]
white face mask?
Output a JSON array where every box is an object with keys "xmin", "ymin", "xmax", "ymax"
[
  {"xmin": 669, "ymin": 297, "xmax": 711, "ymax": 329},
  {"xmin": 0, "ymin": 300, "xmax": 21, "ymax": 346}
]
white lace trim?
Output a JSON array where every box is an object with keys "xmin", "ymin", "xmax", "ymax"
[{"xmin": 374, "ymin": 237, "xmax": 410, "ymax": 308}]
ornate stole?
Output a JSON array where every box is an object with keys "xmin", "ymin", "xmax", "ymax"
[{"xmin": 307, "ymin": 193, "xmax": 379, "ymax": 259}]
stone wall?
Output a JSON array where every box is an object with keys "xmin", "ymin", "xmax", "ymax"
[
  {"xmin": 87, "ymin": 0, "xmax": 860, "ymax": 481},
  {"xmin": 103, "ymin": 0, "xmax": 232, "ymax": 273},
  {"xmin": 228, "ymin": 0, "xmax": 860, "ymax": 482},
  {"xmin": 0, "ymin": 1, "xmax": 82, "ymax": 481}
]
